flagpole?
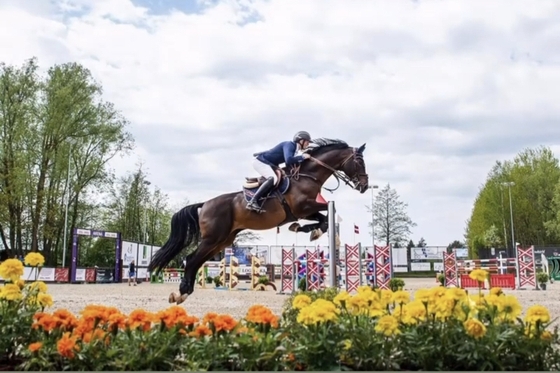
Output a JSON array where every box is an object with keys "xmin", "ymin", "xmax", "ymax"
[{"xmin": 275, "ymin": 227, "xmax": 279, "ymax": 247}]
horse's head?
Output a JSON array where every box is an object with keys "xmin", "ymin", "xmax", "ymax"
[{"xmin": 305, "ymin": 138, "xmax": 369, "ymax": 193}]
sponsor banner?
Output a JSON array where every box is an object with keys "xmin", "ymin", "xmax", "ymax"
[
  {"xmin": 96, "ymin": 268, "xmax": 114, "ymax": 283},
  {"xmin": 138, "ymin": 244, "xmax": 151, "ymax": 266},
  {"xmin": 37, "ymin": 267, "xmax": 56, "ymax": 282},
  {"xmin": 206, "ymin": 265, "xmax": 267, "ymax": 279},
  {"xmin": 455, "ymin": 248, "xmax": 469, "ymax": 258},
  {"xmin": 412, "ymin": 247, "xmax": 447, "ymax": 260},
  {"xmin": 75, "ymin": 268, "xmax": 86, "ymax": 282},
  {"xmin": 392, "ymin": 248, "xmax": 408, "ymax": 266},
  {"xmin": 122, "ymin": 241, "xmax": 138, "ymax": 266},
  {"xmin": 433, "ymin": 262, "xmax": 444, "ymax": 272},
  {"xmin": 393, "ymin": 266, "xmax": 408, "ymax": 273},
  {"xmin": 411, "ymin": 262, "xmax": 431, "ymax": 271}
]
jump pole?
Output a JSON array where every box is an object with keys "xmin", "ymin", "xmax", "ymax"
[{"xmin": 328, "ymin": 200, "xmax": 337, "ymax": 287}]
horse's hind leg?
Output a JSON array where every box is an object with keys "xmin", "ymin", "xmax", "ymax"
[{"xmin": 172, "ymin": 231, "xmax": 239, "ymax": 305}]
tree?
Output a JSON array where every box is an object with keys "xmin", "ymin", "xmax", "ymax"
[
  {"xmin": 465, "ymin": 146, "xmax": 560, "ymax": 258},
  {"xmin": 366, "ymin": 183, "xmax": 416, "ymax": 247},
  {"xmin": 446, "ymin": 240, "xmax": 465, "ymax": 252},
  {"xmin": 0, "ymin": 58, "xmax": 134, "ymax": 265},
  {"xmin": 233, "ymin": 231, "xmax": 262, "ymax": 247},
  {"xmin": 416, "ymin": 237, "xmax": 427, "ymax": 248}
]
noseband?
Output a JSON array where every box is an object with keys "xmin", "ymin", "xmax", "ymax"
[{"xmin": 307, "ymin": 148, "xmax": 368, "ymax": 193}]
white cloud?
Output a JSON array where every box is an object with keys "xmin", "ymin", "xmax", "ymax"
[{"xmin": 2, "ymin": 0, "xmax": 560, "ymax": 251}]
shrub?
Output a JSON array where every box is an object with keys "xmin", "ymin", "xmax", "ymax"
[
  {"xmin": 2, "ymin": 261, "xmax": 560, "ymax": 371},
  {"xmin": 389, "ymin": 278, "xmax": 405, "ymax": 291}
]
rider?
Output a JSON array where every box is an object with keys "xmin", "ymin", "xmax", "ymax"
[{"xmin": 246, "ymin": 131, "xmax": 312, "ymax": 212}]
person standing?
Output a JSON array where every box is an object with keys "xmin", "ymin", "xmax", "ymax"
[{"xmin": 128, "ymin": 259, "xmax": 137, "ymax": 286}]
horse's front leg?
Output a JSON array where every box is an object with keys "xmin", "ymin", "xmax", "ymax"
[{"xmin": 288, "ymin": 211, "xmax": 329, "ymax": 241}]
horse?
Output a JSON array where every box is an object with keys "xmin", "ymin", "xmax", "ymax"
[{"xmin": 148, "ymin": 138, "xmax": 369, "ymax": 304}]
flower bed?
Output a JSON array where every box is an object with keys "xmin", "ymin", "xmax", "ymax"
[{"xmin": 1, "ymin": 255, "xmax": 560, "ymax": 370}]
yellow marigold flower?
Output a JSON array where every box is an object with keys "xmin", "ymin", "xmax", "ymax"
[
  {"xmin": 464, "ymin": 318, "xmax": 486, "ymax": 339},
  {"xmin": 296, "ymin": 306, "xmax": 316, "ymax": 325},
  {"xmin": 310, "ymin": 306, "xmax": 338, "ymax": 323},
  {"xmin": 435, "ymin": 297, "xmax": 455, "ymax": 320},
  {"xmin": 28, "ymin": 281, "xmax": 48, "ymax": 293},
  {"xmin": 24, "ymin": 252, "xmax": 45, "ymax": 267},
  {"xmin": 0, "ymin": 283, "xmax": 23, "ymax": 301},
  {"xmin": 342, "ymin": 339, "xmax": 352, "ymax": 350},
  {"xmin": 468, "ymin": 269, "xmax": 488, "ymax": 283},
  {"xmin": 356, "ymin": 285, "xmax": 373, "ymax": 294},
  {"xmin": 541, "ymin": 331, "xmax": 553, "ymax": 341},
  {"xmin": 497, "ymin": 295, "xmax": 522, "ymax": 321},
  {"xmin": 333, "ymin": 291, "xmax": 351, "ymax": 308},
  {"xmin": 0, "ymin": 259, "xmax": 24, "ymax": 282},
  {"xmin": 37, "ymin": 293, "xmax": 54, "ymax": 308},
  {"xmin": 16, "ymin": 279, "xmax": 25, "ymax": 289},
  {"xmin": 414, "ymin": 289, "xmax": 431, "ymax": 303},
  {"xmin": 292, "ymin": 294, "xmax": 312, "ymax": 310},
  {"xmin": 392, "ymin": 290, "xmax": 410, "ymax": 305},
  {"xmin": 525, "ymin": 305, "xmax": 550, "ymax": 325},
  {"xmin": 379, "ymin": 289, "xmax": 393, "ymax": 303},
  {"xmin": 429, "ymin": 286, "xmax": 446, "ymax": 300},
  {"xmin": 485, "ymin": 294, "xmax": 502, "ymax": 309},
  {"xmin": 347, "ymin": 292, "xmax": 370, "ymax": 313},
  {"xmin": 445, "ymin": 287, "xmax": 467, "ymax": 301},
  {"xmin": 401, "ymin": 300, "xmax": 426, "ymax": 325},
  {"xmin": 489, "ymin": 287, "xmax": 503, "ymax": 296},
  {"xmin": 375, "ymin": 315, "xmax": 400, "ymax": 336}
]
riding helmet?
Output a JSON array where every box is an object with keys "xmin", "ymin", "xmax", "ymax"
[{"xmin": 293, "ymin": 131, "xmax": 311, "ymax": 142}]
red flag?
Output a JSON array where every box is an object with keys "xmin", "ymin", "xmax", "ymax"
[{"xmin": 354, "ymin": 224, "xmax": 359, "ymax": 234}]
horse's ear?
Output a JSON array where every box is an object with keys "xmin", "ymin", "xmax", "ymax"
[{"xmin": 357, "ymin": 143, "xmax": 366, "ymax": 153}]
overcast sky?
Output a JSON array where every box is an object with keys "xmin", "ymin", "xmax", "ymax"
[{"xmin": 2, "ymin": 0, "xmax": 560, "ymax": 251}]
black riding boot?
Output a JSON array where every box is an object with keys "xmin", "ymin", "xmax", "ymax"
[{"xmin": 246, "ymin": 177, "xmax": 275, "ymax": 212}]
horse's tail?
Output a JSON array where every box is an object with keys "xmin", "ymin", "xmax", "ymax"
[{"xmin": 148, "ymin": 202, "xmax": 204, "ymax": 274}]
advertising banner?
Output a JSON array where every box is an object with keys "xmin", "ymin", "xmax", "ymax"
[
  {"xmin": 96, "ymin": 268, "xmax": 114, "ymax": 283},
  {"xmin": 138, "ymin": 244, "xmax": 151, "ymax": 266},
  {"xmin": 122, "ymin": 241, "xmax": 138, "ymax": 266}
]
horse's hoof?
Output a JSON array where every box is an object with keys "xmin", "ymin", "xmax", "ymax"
[
  {"xmin": 310, "ymin": 228, "xmax": 323, "ymax": 241},
  {"xmin": 288, "ymin": 223, "xmax": 300, "ymax": 232},
  {"xmin": 168, "ymin": 292, "xmax": 177, "ymax": 303},
  {"xmin": 176, "ymin": 293, "xmax": 188, "ymax": 305}
]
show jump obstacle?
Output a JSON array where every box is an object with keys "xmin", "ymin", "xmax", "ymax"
[
  {"xmin": 279, "ymin": 200, "xmax": 394, "ymax": 294},
  {"xmin": 443, "ymin": 245, "xmax": 539, "ymax": 290}
]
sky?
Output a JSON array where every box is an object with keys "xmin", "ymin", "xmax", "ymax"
[{"xmin": 1, "ymin": 0, "xmax": 560, "ymax": 251}]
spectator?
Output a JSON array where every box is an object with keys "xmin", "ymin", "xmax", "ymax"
[{"xmin": 128, "ymin": 260, "xmax": 137, "ymax": 286}]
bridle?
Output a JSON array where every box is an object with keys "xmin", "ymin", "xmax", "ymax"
[{"xmin": 289, "ymin": 147, "xmax": 368, "ymax": 193}]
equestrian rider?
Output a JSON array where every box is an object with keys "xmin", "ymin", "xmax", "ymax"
[{"xmin": 246, "ymin": 131, "xmax": 312, "ymax": 212}]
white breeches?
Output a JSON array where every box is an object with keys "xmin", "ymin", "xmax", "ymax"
[{"xmin": 252, "ymin": 159, "xmax": 278, "ymax": 184}]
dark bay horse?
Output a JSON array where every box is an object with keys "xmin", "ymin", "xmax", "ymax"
[{"xmin": 148, "ymin": 138, "xmax": 369, "ymax": 304}]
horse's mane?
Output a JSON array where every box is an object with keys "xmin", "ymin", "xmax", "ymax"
[{"xmin": 306, "ymin": 138, "xmax": 349, "ymax": 156}]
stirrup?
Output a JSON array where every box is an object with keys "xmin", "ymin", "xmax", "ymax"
[{"xmin": 246, "ymin": 201, "xmax": 265, "ymax": 213}]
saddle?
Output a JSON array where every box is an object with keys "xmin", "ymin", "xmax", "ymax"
[{"xmin": 243, "ymin": 169, "xmax": 284, "ymax": 189}]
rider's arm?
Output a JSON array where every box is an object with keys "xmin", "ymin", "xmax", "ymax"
[{"xmin": 283, "ymin": 142, "xmax": 305, "ymax": 166}]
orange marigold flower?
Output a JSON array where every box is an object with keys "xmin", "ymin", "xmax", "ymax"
[
  {"xmin": 212, "ymin": 314, "xmax": 238, "ymax": 333},
  {"xmin": 156, "ymin": 306, "xmax": 190, "ymax": 329},
  {"xmin": 203, "ymin": 312, "xmax": 219, "ymax": 324},
  {"xmin": 28, "ymin": 342, "xmax": 42, "ymax": 353},
  {"xmin": 32, "ymin": 313, "xmax": 57, "ymax": 332},
  {"xmin": 189, "ymin": 324, "xmax": 212, "ymax": 338},
  {"xmin": 72, "ymin": 321, "xmax": 92, "ymax": 339},
  {"xmin": 53, "ymin": 309, "xmax": 78, "ymax": 330},
  {"xmin": 57, "ymin": 332, "xmax": 79, "ymax": 359},
  {"xmin": 127, "ymin": 309, "xmax": 153, "ymax": 332},
  {"xmin": 245, "ymin": 305, "xmax": 279, "ymax": 328},
  {"xmin": 108, "ymin": 313, "xmax": 127, "ymax": 331}
]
